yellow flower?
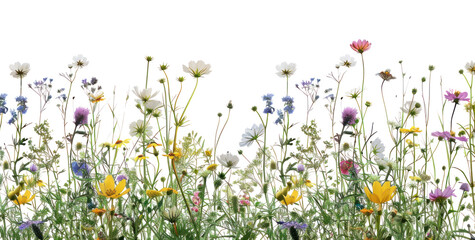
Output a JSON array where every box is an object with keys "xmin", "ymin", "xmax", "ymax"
[
  {"xmin": 91, "ymin": 208, "xmax": 107, "ymax": 217},
  {"xmin": 409, "ymin": 176, "xmax": 422, "ymax": 182},
  {"xmin": 163, "ymin": 151, "xmax": 181, "ymax": 160},
  {"xmin": 96, "ymin": 175, "xmax": 130, "ymax": 199},
  {"xmin": 280, "ymin": 190, "xmax": 302, "ymax": 205},
  {"xmin": 12, "ymin": 190, "xmax": 35, "ymax": 205},
  {"xmin": 89, "ymin": 91, "xmax": 105, "ymax": 103},
  {"xmin": 134, "ymin": 154, "xmax": 148, "ymax": 162},
  {"xmin": 399, "ymin": 126, "xmax": 422, "ymax": 134},
  {"xmin": 146, "ymin": 189, "xmax": 163, "ymax": 198},
  {"xmin": 204, "ymin": 150, "xmax": 212, "ymax": 157},
  {"xmin": 360, "ymin": 208, "xmax": 374, "ymax": 216},
  {"xmin": 23, "ymin": 175, "xmax": 45, "ymax": 188},
  {"xmin": 405, "ymin": 139, "xmax": 419, "ymax": 147},
  {"xmin": 158, "ymin": 187, "xmax": 178, "ymax": 196},
  {"xmin": 364, "ymin": 181, "xmax": 396, "ymax": 207},
  {"xmin": 304, "ymin": 180, "xmax": 315, "ymax": 187},
  {"xmin": 36, "ymin": 180, "xmax": 46, "ymax": 187},
  {"xmin": 290, "ymin": 175, "xmax": 298, "ymax": 186},
  {"xmin": 147, "ymin": 142, "xmax": 162, "ymax": 148},
  {"xmin": 207, "ymin": 164, "xmax": 218, "ymax": 171},
  {"xmin": 112, "ymin": 139, "xmax": 130, "ymax": 148}
]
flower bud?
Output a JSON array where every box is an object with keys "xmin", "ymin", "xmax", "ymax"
[
  {"xmin": 270, "ymin": 161, "xmax": 277, "ymax": 170},
  {"xmin": 459, "ymin": 69, "xmax": 464, "ymax": 74},
  {"xmin": 422, "ymin": 77, "xmax": 426, "ymax": 82},
  {"xmin": 251, "ymin": 106, "xmax": 257, "ymax": 112},
  {"xmin": 412, "ymin": 88, "xmax": 417, "ymax": 95},
  {"xmin": 429, "ymin": 65, "xmax": 435, "ymax": 71},
  {"xmin": 227, "ymin": 101, "xmax": 233, "ymax": 109},
  {"xmin": 3, "ymin": 160, "xmax": 9, "ymax": 170}
]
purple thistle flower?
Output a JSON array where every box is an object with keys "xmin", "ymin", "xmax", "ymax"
[
  {"xmin": 429, "ymin": 186, "xmax": 456, "ymax": 202},
  {"xmin": 116, "ymin": 174, "xmax": 128, "ymax": 182},
  {"xmin": 460, "ymin": 183, "xmax": 470, "ymax": 192},
  {"xmin": 74, "ymin": 107, "xmax": 90, "ymax": 126},
  {"xmin": 19, "ymin": 220, "xmax": 45, "ymax": 230},
  {"xmin": 444, "ymin": 90, "xmax": 469, "ymax": 104},
  {"xmin": 297, "ymin": 164, "xmax": 305, "ymax": 173},
  {"xmin": 30, "ymin": 164, "xmax": 38, "ymax": 172},
  {"xmin": 277, "ymin": 221, "xmax": 308, "ymax": 230},
  {"xmin": 431, "ymin": 131, "xmax": 468, "ymax": 142},
  {"xmin": 342, "ymin": 107, "xmax": 358, "ymax": 126}
]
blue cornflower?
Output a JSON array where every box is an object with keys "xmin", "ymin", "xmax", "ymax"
[
  {"xmin": 15, "ymin": 96, "xmax": 28, "ymax": 114},
  {"xmin": 19, "ymin": 220, "xmax": 45, "ymax": 230},
  {"xmin": 81, "ymin": 79, "xmax": 88, "ymax": 86},
  {"xmin": 282, "ymin": 96, "xmax": 295, "ymax": 114},
  {"xmin": 0, "ymin": 93, "xmax": 8, "ymax": 114},
  {"xmin": 262, "ymin": 93, "xmax": 275, "ymax": 114},
  {"xmin": 277, "ymin": 221, "xmax": 308, "ymax": 230},
  {"xmin": 325, "ymin": 94, "xmax": 335, "ymax": 101},
  {"xmin": 8, "ymin": 110, "xmax": 17, "ymax": 125},
  {"xmin": 275, "ymin": 109, "xmax": 284, "ymax": 125},
  {"xmin": 71, "ymin": 161, "xmax": 92, "ymax": 178}
]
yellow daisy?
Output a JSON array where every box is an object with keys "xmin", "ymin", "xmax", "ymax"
[
  {"xmin": 280, "ymin": 190, "xmax": 302, "ymax": 205},
  {"xmin": 146, "ymin": 189, "xmax": 163, "ymax": 198},
  {"xmin": 96, "ymin": 175, "xmax": 130, "ymax": 199},
  {"xmin": 158, "ymin": 187, "xmax": 178, "ymax": 196},
  {"xmin": 134, "ymin": 154, "xmax": 148, "ymax": 162},
  {"xmin": 399, "ymin": 126, "xmax": 422, "ymax": 134},
  {"xmin": 112, "ymin": 139, "xmax": 130, "ymax": 149},
  {"xmin": 12, "ymin": 190, "xmax": 35, "ymax": 205},
  {"xmin": 206, "ymin": 164, "xmax": 218, "ymax": 171}
]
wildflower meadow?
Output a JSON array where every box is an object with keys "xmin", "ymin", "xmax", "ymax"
[{"xmin": 2, "ymin": 39, "xmax": 475, "ymax": 240}]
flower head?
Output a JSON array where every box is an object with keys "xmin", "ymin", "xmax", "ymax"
[
  {"xmin": 206, "ymin": 164, "xmax": 218, "ymax": 171},
  {"xmin": 277, "ymin": 221, "xmax": 308, "ymax": 230},
  {"xmin": 0, "ymin": 93, "xmax": 8, "ymax": 114},
  {"xmin": 30, "ymin": 164, "xmax": 38, "ymax": 173},
  {"xmin": 297, "ymin": 164, "xmax": 305, "ymax": 173},
  {"xmin": 19, "ymin": 220, "xmax": 45, "ymax": 231},
  {"xmin": 74, "ymin": 107, "xmax": 90, "ymax": 126},
  {"xmin": 134, "ymin": 154, "xmax": 148, "ymax": 162},
  {"xmin": 371, "ymin": 138, "xmax": 385, "ymax": 160},
  {"xmin": 162, "ymin": 206, "xmax": 181, "ymax": 223},
  {"xmin": 91, "ymin": 208, "xmax": 107, "ymax": 217},
  {"xmin": 360, "ymin": 208, "xmax": 374, "ymax": 216},
  {"xmin": 280, "ymin": 190, "xmax": 302, "ymax": 205},
  {"xmin": 183, "ymin": 60, "xmax": 211, "ymax": 78},
  {"xmin": 112, "ymin": 139, "xmax": 130, "ymax": 148},
  {"xmin": 96, "ymin": 175, "xmax": 130, "ymax": 199},
  {"xmin": 71, "ymin": 162, "xmax": 92, "ymax": 178},
  {"xmin": 340, "ymin": 160, "xmax": 359, "ymax": 176},
  {"xmin": 276, "ymin": 62, "xmax": 296, "ymax": 78},
  {"xmin": 350, "ymin": 39, "xmax": 371, "ymax": 53},
  {"xmin": 146, "ymin": 189, "xmax": 163, "ymax": 198},
  {"xmin": 429, "ymin": 186, "xmax": 456, "ymax": 202},
  {"xmin": 132, "ymin": 86, "xmax": 158, "ymax": 102},
  {"xmin": 465, "ymin": 61, "xmax": 475, "ymax": 74},
  {"xmin": 431, "ymin": 131, "xmax": 467, "ymax": 142},
  {"xmin": 262, "ymin": 93, "xmax": 275, "ymax": 114},
  {"xmin": 364, "ymin": 181, "xmax": 397, "ymax": 206},
  {"xmin": 10, "ymin": 62, "xmax": 30, "ymax": 78},
  {"xmin": 399, "ymin": 126, "xmax": 422, "ymax": 134},
  {"xmin": 72, "ymin": 55, "xmax": 89, "ymax": 68},
  {"xmin": 339, "ymin": 55, "xmax": 356, "ymax": 68},
  {"xmin": 444, "ymin": 90, "xmax": 469, "ymax": 104},
  {"xmin": 342, "ymin": 107, "xmax": 358, "ymax": 126},
  {"xmin": 116, "ymin": 175, "xmax": 128, "ymax": 182},
  {"xmin": 158, "ymin": 187, "xmax": 178, "ymax": 195},
  {"xmin": 89, "ymin": 91, "xmax": 105, "ymax": 103},
  {"xmin": 282, "ymin": 96, "xmax": 295, "ymax": 114},
  {"xmin": 304, "ymin": 180, "xmax": 314, "ymax": 187},
  {"xmin": 239, "ymin": 124, "xmax": 264, "ymax": 147},
  {"xmin": 377, "ymin": 69, "xmax": 396, "ymax": 81},
  {"xmin": 12, "ymin": 190, "xmax": 36, "ymax": 205},
  {"xmin": 15, "ymin": 96, "xmax": 28, "ymax": 114},
  {"xmin": 217, "ymin": 152, "xmax": 240, "ymax": 168},
  {"xmin": 460, "ymin": 183, "xmax": 470, "ymax": 192},
  {"xmin": 129, "ymin": 120, "xmax": 153, "ymax": 137},
  {"xmin": 409, "ymin": 176, "xmax": 422, "ymax": 182},
  {"xmin": 401, "ymin": 101, "xmax": 422, "ymax": 116},
  {"xmin": 163, "ymin": 151, "xmax": 182, "ymax": 160}
]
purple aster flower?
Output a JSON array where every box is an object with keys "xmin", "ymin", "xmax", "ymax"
[
  {"xmin": 431, "ymin": 131, "xmax": 467, "ymax": 142},
  {"xmin": 116, "ymin": 174, "xmax": 128, "ymax": 182},
  {"xmin": 30, "ymin": 164, "xmax": 38, "ymax": 172},
  {"xmin": 71, "ymin": 161, "xmax": 92, "ymax": 178},
  {"xmin": 297, "ymin": 164, "xmax": 305, "ymax": 172},
  {"xmin": 342, "ymin": 107, "xmax": 358, "ymax": 126},
  {"xmin": 429, "ymin": 186, "xmax": 456, "ymax": 202},
  {"xmin": 19, "ymin": 220, "xmax": 45, "ymax": 230},
  {"xmin": 74, "ymin": 107, "xmax": 90, "ymax": 126},
  {"xmin": 277, "ymin": 221, "xmax": 308, "ymax": 230},
  {"xmin": 444, "ymin": 90, "xmax": 469, "ymax": 104},
  {"xmin": 460, "ymin": 183, "xmax": 470, "ymax": 192}
]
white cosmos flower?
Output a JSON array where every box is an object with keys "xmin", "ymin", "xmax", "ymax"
[
  {"xmin": 339, "ymin": 55, "xmax": 356, "ymax": 68},
  {"xmin": 465, "ymin": 61, "xmax": 475, "ymax": 74},
  {"xmin": 217, "ymin": 152, "xmax": 240, "ymax": 168},
  {"xmin": 132, "ymin": 86, "xmax": 158, "ymax": 102},
  {"xmin": 371, "ymin": 138, "xmax": 385, "ymax": 160},
  {"xmin": 144, "ymin": 100, "xmax": 163, "ymax": 111},
  {"xmin": 276, "ymin": 62, "xmax": 296, "ymax": 78},
  {"xmin": 401, "ymin": 101, "xmax": 421, "ymax": 116},
  {"xmin": 72, "ymin": 54, "xmax": 89, "ymax": 68},
  {"xmin": 239, "ymin": 124, "xmax": 264, "ymax": 147},
  {"xmin": 9, "ymin": 62, "xmax": 30, "ymax": 78},
  {"xmin": 183, "ymin": 60, "xmax": 211, "ymax": 78},
  {"xmin": 129, "ymin": 120, "xmax": 153, "ymax": 137}
]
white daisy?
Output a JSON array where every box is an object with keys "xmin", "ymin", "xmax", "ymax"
[
  {"xmin": 129, "ymin": 120, "xmax": 153, "ymax": 137},
  {"xmin": 371, "ymin": 138, "xmax": 385, "ymax": 160},
  {"xmin": 465, "ymin": 61, "xmax": 475, "ymax": 74},
  {"xmin": 182, "ymin": 60, "xmax": 211, "ymax": 78},
  {"xmin": 276, "ymin": 62, "xmax": 296, "ymax": 78},
  {"xmin": 239, "ymin": 124, "xmax": 264, "ymax": 147},
  {"xmin": 132, "ymin": 86, "xmax": 158, "ymax": 102},
  {"xmin": 339, "ymin": 55, "xmax": 356, "ymax": 68},
  {"xmin": 144, "ymin": 100, "xmax": 163, "ymax": 111},
  {"xmin": 217, "ymin": 152, "xmax": 240, "ymax": 168},
  {"xmin": 9, "ymin": 62, "xmax": 30, "ymax": 78},
  {"xmin": 401, "ymin": 101, "xmax": 421, "ymax": 116},
  {"xmin": 72, "ymin": 54, "xmax": 89, "ymax": 68}
]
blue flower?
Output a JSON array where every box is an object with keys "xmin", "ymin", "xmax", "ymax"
[
  {"xmin": 262, "ymin": 93, "xmax": 275, "ymax": 114},
  {"xmin": 277, "ymin": 221, "xmax": 308, "ymax": 230},
  {"xmin": 71, "ymin": 161, "xmax": 92, "ymax": 178},
  {"xmin": 0, "ymin": 93, "xmax": 8, "ymax": 114},
  {"xmin": 15, "ymin": 96, "xmax": 28, "ymax": 114},
  {"xmin": 282, "ymin": 96, "xmax": 295, "ymax": 114},
  {"xmin": 275, "ymin": 110, "xmax": 284, "ymax": 125},
  {"xmin": 19, "ymin": 220, "xmax": 45, "ymax": 230},
  {"xmin": 8, "ymin": 110, "xmax": 17, "ymax": 124}
]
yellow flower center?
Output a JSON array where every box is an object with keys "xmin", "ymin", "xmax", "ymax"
[
  {"xmin": 455, "ymin": 91, "xmax": 461, "ymax": 97},
  {"xmin": 106, "ymin": 189, "xmax": 116, "ymax": 196}
]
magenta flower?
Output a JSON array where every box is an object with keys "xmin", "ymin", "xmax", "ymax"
[
  {"xmin": 431, "ymin": 131, "xmax": 467, "ymax": 142},
  {"xmin": 350, "ymin": 39, "xmax": 371, "ymax": 53},
  {"xmin": 342, "ymin": 107, "xmax": 358, "ymax": 126},
  {"xmin": 444, "ymin": 90, "xmax": 469, "ymax": 104},
  {"xmin": 74, "ymin": 107, "xmax": 90, "ymax": 126},
  {"xmin": 339, "ymin": 160, "xmax": 359, "ymax": 175},
  {"xmin": 429, "ymin": 186, "xmax": 456, "ymax": 202}
]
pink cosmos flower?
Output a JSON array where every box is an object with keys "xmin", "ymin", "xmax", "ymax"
[
  {"xmin": 431, "ymin": 131, "xmax": 468, "ymax": 142},
  {"xmin": 429, "ymin": 186, "xmax": 456, "ymax": 202},
  {"xmin": 444, "ymin": 90, "xmax": 469, "ymax": 104},
  {"xmin": 339, "ymin": 160, "xmax": 359, "ymax": 175},
  {"xmin": 350, "ymin": 39, "xmax": 371, "ymax": 53}
]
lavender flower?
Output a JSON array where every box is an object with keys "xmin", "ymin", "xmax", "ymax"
[
  {"xmin": 74, "ymin": 107, "xmax": 90, "ymax": 126},
  {"xmin": 277, "ymin": 221, "xmax": 308, "ymax": 230},
  {"xmin": 116, "ymin": 174, "xmax": 128, "ymax": 182},
  {"xmin": 461, "ymin": 183, "xmax": 470, "ymax": 192},
  {"xmin": 19, "ymin": 220, "xmax": 45, "ymax": 230},
  {"xmin": 8, "ymin": 110, "xmax": 17, "ymax": 125},
  {"xmin": 0, "ymin": 93, "xmax": 8, "ymax": 114},
  {"xmin": 30, "ymin": 164, "xmax": 38, "ymax": 173},
  {"xmin": 342, "ymin": 107, "xmax": 358, "ymax": 126},
  {"xmin": 431, "ymin": 131, "xmax": 467, "ymax": 142},
  {"xmin": 297, "ymin": 164, "xmax": 305, "ymax": 172},
  {"xmin": 444, "ymin": 90, "xmax": 469, "ymax": 104},
  {"xmin": 71, "ymin": 161, "xmax": 92, "ymax": 178},
  {"xmin": 15, "ymin": 96, "xmax": 28, "ymax": 114},
  {"xmin": 262, "ymin": 94, "xmax": 275, "ymax": 114},
  {"xmin": 429, "ymin": 186, "xmax": 456, "ymax": 202},
  {"xmin": 282, "ymin": 96, "xmax": 295, "ymax": 114}
]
